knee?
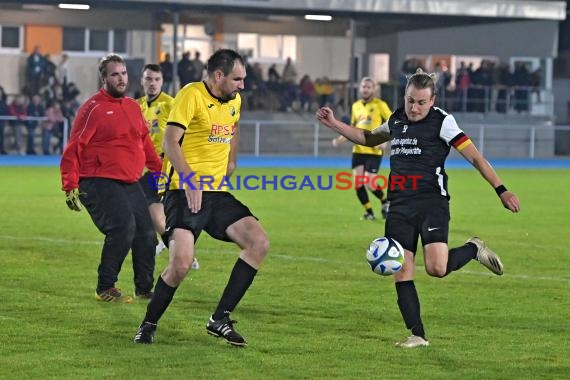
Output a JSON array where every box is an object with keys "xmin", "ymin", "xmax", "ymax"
[
  {"xmin": 253, "ymin": 235, "xmax": 270, "ymax": 257},
  {"xmin": 245, "ymin": 234, "xmax": 270, "ymax": 262},
  {"xmin": 425, "ymin": 263, "xmax": 447, "ymax": 278},
  {"xmin": 168, "ymin": 258, "xmax": 193, "ymax": 282}
]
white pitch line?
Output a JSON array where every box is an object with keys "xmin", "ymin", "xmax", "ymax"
[{"xmin": 1, "ymin": 235, "xmax": 569, "ymax": 284}]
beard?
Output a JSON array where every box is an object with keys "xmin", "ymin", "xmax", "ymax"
[
  {"xmin": 220, "ymin": 91, "xmax": 238, "ymax": 102},
  {"xmin": 106, "ymin": 83, "xmax": 127, "ymax": 98}
]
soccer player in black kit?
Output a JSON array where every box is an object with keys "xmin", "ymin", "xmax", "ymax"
[{"xmin": 316, "ymin": 69, "xmax": 520, "ymax": 348}]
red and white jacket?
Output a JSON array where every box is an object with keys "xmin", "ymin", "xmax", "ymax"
[{"xmin": 60, "ymin": 89, "xmax": 162, "ymax": 192}]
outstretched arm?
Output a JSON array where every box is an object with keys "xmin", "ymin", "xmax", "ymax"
[
  {"xmin": 459, "ymin": 144, "xmax": 520, "ymax": 213},
  {"xmin": 316, "ymin": 107, "xmax": 389, "ymax": 147}
]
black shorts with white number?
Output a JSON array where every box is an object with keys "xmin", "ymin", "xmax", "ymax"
[
  {"xmin": 163, "ymin": 190, "xmax": 255, "ymax": 243},
  {"xmin": 384, "ymin": 196, "xmax": 450, "ymax": 255},
  {"xmin": 351, "ymin": 153, "xmax": 382, "ymax": 174}
]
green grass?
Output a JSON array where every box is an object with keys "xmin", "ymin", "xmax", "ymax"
[{"xmin": 0, "ymin": 166, "xmax": 569, "ymax": 379}]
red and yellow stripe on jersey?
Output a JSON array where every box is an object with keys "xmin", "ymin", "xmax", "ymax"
[
  {"xmin": 351, "ymin": 97, "xmax": 392, "ymax": 155},
  {"xmin": 449, "ymin": 132, "xmax": 473, "ymax": 151},
  {"xmin": 165, "ymin": 82, "xmax": 241, "ymax": 191},
  {"xmin": 136, "ymin": 91, "xmax": 174, "ymax": 155}
]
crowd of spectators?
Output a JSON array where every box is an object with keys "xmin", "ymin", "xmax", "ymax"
[
  {"xmin": 241, "ymin": 57, "xmax": 341, "ymax": 113},
  {"xmin": 399, "ymin": 58, "xmax": 542, "ymax": 114},
  {"xmin": 0, "ymin": 46, "xmax": 80, "ymax": 155},
  {"xmin": 0, "ymin": 49, "xmax": 547, "ymax": 156}
]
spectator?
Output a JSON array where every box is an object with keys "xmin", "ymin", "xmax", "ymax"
[
  {"xmin": 315, "ymin": 77, "xmax": 335, "ymax": 108},
  {"xmin": 454, "ymin": 62, "xmax": 470, "ymax": 112},
  {"xmin": 513, "ymin": 62, "xmax": 532, "ymax": 113},
  {"xmin": 299, "ymin": 75, "xmax": 316, "ymax": 112},
  {"xmin": 267, "ymin": 64, "xmax": 280, "ymax": 83},
  {"xmin": 434, "ymin": 62, "xmax": 451, "ymax": 107},
  {"xmin": 190, "ymin": 51, "xmax": 205, "ymax": 82},
  {"xmin": 63, "ymin": 82, "xmax": 80, "ymax": 102},
  {"xmin": 8, "ymin": 94, "xmax": 27, "ymax": 154},
  {"xmin": 44, "ymin": 54, "xmax": 57, "ymax": 87},
  {"xmin": 26, "ymin": 46, "xmax": 46, "ymax": 96},
  {"xmin": 41, "ymin": 100, "xmax": 65, "ymax": 155},
  {"xmin": 57, "ymin": 54, "xmax": 70, "ymax": 86},
  {"xmin": 495, "ymin": 63, "xmax": 512, "ymax": 113},
  {"xmin": 0, "ymin": 86, "xmax": 8, "ymax": 154},
  {"xmin": 281, "ymin": 57, "xmax": 298, "ymax": 110},
  {"xmin": 267, "ymin": 63, "xmax": 281, "ymax": 95},
  {"xmin": 177, "ymin": 52, "xmax": 193, "ymax": 88},
  {"xmin": 159, "ymin": 53, "xmax": 173, "ymax": 93},
  {"xmin": 26, "ymin": 94, "xmax": 45, "ymax": 155}
]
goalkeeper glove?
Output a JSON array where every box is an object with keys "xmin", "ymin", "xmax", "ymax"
[{"xmin": 65, "ymin": 188, "xmax": 82, "ymax": 212}]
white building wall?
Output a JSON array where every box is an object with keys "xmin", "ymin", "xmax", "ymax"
[{"xmin": 298, "ymin": 36, "xmax": 366, "ymax": 81}]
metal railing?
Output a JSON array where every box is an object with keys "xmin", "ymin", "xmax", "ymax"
[
  {"xmin": 239, "ymin": 119, "xmax": 570, "ymax": 159},
  {"xmin": 2, "ymin": 116, "xmax": 569, "ymax": 159},
  {"xmin": 0, "ymin": 115, "xmax": 70, "ymax": 151}
]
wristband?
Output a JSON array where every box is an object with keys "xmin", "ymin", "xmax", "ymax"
[{"xmin": 494, "ymin": 185, "xmax": 507, "ymax": 197}]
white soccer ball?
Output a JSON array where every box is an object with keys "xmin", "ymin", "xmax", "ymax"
[{"xmin": 366, "ymin": 237, "xmax": 405, "ymax": 276}]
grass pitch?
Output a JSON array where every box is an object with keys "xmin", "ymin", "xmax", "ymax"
[{"xmin": 0, "ymin": 166, "xmax": 569, "ymax": 379}]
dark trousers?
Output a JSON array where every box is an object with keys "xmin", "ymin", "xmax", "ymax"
[{"xmin": 79, "ymin": 178, "xmax": 156, "ymax": 294}]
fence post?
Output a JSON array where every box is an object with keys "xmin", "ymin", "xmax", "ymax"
[
  {"xmin": 313, "ymin": 122, "xmax": 319, "ymax": 157},
  {"xmin": 254, "ymin": 122, "xmax": 260, "ymax": 157},
  {"xmin": 478, "ymin": 125, "xmax": 485, "ymax": 156},
  {"xmin": 63, "ymin": 118, "xmax": 69, "ymax": 150},
  {"xmin": 529, "ymin": 127, "xmax": 536, "ymax": 159}
]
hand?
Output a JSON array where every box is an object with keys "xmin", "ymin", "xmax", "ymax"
[
  {"xmin": 315, "ymin": 107, "xmax": 336, "ymax": 128},
  {"xmin": 226, "ymin": 161, "xmax": 236, "ymax": 178},
  {"xmin": 332, "ymin": 138, "xmax": 339, "ymax": 147},
  {"xmin": 65, "ymin": 188, "xmax": 82, "ymax": 212},
  {"xmin": 184, "ymin": 181, "xmax": 203, "ymax": 213},
  {"xmin": 500, "ymin": 191, "xmax": 520, "ymax": 213}
]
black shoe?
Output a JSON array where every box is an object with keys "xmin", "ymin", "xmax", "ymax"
[
  {"xmin": 135, "ymin": 290, "xmax": 154, "ymax": 300},
  {"xmin": 206, "ymin": 314, "xmax": 247, "ymax": 347},
  {"xmin": 133, "ymin": 322, "xmax": 157, "ymax": 344},
  {"xmin": 361, "ymin": 213, "xmax": 375, "ymax": 221}
]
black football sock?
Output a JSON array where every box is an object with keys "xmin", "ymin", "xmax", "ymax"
[
  {"xmin": 445, "ymin": 243, "xmax": 478, "ymax": 275},
  {"xmin": 143, "ymin": 275, "xmax": 177, "ymax": 325},
  {"xmin": 212, "ymin": 258, "xmax": 257, "ymax": 320},
  {"xmin": 372, "ymin": 189, "xmax": 385, "ymax": 201},
  {"xmin": 356, "ymin": 186, "xmax": 370, "ymax": 206},
  {"xmin": 396, "ymin": 280, "xmax": 426, "ymax": 339}
]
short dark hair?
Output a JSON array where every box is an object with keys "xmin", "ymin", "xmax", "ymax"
[
  {"xmin": 206, "ymin": 49, "xmax": 244, "ymax": 76},
  {"xmin": 142, "ymin": 63, "xmax": 161, "ymax": 74},
  {"xmin": 406, "ymin": 68, "xmax": 437, "ymax": 97},
  {"xmin": 99, "ymin": 53, "xmax": 125, "ymax": 78}
]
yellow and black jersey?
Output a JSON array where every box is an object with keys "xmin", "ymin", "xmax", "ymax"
[
  {"xmin": 165, "ymin": 81, "xmax": 240, "ymax": 191},
  {"xmin": 351, "ymin": 98, "xmax": 392, "ymax": 155},
  {"xmin": 136, "ymin": 91, "xmax": 174, "ymax": 155}
]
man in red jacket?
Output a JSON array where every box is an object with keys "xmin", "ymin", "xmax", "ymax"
[{"xmin": 60, "ymin": 54, "xmax": 163, "ymax": 303}]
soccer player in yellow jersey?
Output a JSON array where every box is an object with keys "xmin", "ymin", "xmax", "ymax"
[
  {"xmin": 333, "ymin": 77, "xmax": 392, "ymax": 220},
  {"xmin": 137, "ymin": 64, "xmax": 200, "ymax": 270},
  {"xmin": 134, "ymin": 49, "xmax": 269, "ymax": 347}
]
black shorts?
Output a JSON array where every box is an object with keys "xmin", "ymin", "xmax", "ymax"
[
  {"xmin": 139, "ymin": 171, "xmax": 161, "ymax": 205},
  {"xmin": 384, "ymin": 197, "xmax": 450, "ymax": 255},
  {"xmin": 351, "ymin": 153, "xmax": 382, "ymax": 173},
  {"xmin": 163, "ymin": 190, "xmax": 255, "ymax": 243}
]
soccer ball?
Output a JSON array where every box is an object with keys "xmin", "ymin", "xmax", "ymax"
[{"xmin": 366, "ymin": 237, "xmax": 405, "ymax": 276}]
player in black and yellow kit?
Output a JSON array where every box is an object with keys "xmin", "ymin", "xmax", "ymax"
[
  {"xmin": 333, "ymin": 77, "xmax": 392, "ymax": 220},
  {"xmin": 134, "ymin": 49, "xmax": 269, "ymax": 347},
  {"xmin": 136, "ymin": 64, "xmax": 199, "ymax": 270},
  {"xmin": 317, "ymin": 69, "xmax": 520, "ymax": 348}
]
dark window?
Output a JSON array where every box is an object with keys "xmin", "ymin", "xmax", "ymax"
[
  {"xmin": 113, "ymin": 29, "xmax": 127, "ymax": 53},
  {"xmin": 89, "ymin": 29, "xmax": 108, "ymax": 51},
  {"xmin": 63, "ymin": 27, "xmax": 85, "ymax": 51},
  {"xmin": 1, "ymin": 26, "xmax": 20, "ymax": 48}
]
